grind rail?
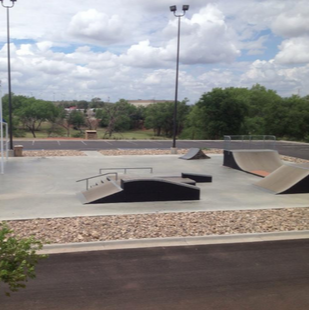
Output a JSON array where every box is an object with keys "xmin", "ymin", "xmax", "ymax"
[
  {"xmin": 99, "ymin": 167, "xmax": 153, "ymax": 174},
  {"xmin": 77, "ymin": 172, "xmax": 118, "ymax": 190}
]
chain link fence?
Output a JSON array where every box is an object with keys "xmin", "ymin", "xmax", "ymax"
[{"xmin": 224, "ymin": 135, "xmax": 276, "ymax": 151}]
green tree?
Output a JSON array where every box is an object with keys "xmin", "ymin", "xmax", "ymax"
[
  {"xmin": 180, "ymin": 105, "xmax": 205, "ymax": 139},
  {"xmin": 181, "ymin": 85, "xmax": 308, "ymax": 141},
  {"xmin": 265, "ymin": 94, "xmax": 309, "ymax": 141},
  {"xmin": 95, "ymin": 108, "xmax": 109, "ymax": 127},
  {"xmin": 244, "ymin": 84, "xmax": 282, "ymax": 135},
  {"xmin": 68, "ymin": 110, "xmax": 85, "ymax": 132},
  {"xmin": 102, "ymin": 100, "xmax": 132, "ymax": 138},
  {"xmin": 176, "ymin": 99, "xmax": 191, "ymax": 136},
  {"xmin": 1, "ymin": 94, "xmax": 29, "ymax": 136},
  {"xmin": 76, "ymin": 100, "xmax": 89, "ymax": 110},
  {"xmin": 15, "ymin": 98, "xmax": 59, "ymax": 138},
  {"xmin": 144, "ymin": 102, "xmax": 172, "ymax": 136},
  {"xmin": 129, "ymin": 105, "xmax": 146, "ymax": 130},
  {"xmin": 144, "ymin": 100, "xmax": 189, "ymax": 137},
  {"xmin": 195, "ymin": 88, "xmax": 248, "ymax": 139},
  {"xmin": 0, "ymin": 223, "xmax": 47, "ymax": 296},
  {"xmin": 50, "ymin": 106, "xmax": 71, "ymax": 137}
]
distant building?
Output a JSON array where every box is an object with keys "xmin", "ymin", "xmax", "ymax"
[
  {"xmin": 65, "ymin": 106, "xmax": 77, "ymax": 113},
  {"xmin": 127, "ymin": 99, "xmax": 174, "ymax": 107},
  {"xmin": 64, "ymin": 107, "xmax": 95, "ymax": 117}
]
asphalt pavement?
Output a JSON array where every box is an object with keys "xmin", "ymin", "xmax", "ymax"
[
  {"xmin": 1, "ymin": 239, "xmax": 308, "ymax": 310},
  {"xmin": 12, "ymin": 139, "xmax": 309, "ymax": 159}
]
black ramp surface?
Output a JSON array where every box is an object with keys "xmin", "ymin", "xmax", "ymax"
[
  {"xmin": 179, "ymin": 148, "xmax": 210, "ymax": 160},
  {"xmin": 281, "ymin": 175, "xmax": 309, "ymax": 194},
  {"xmin": 85, "ymin": 179, "xmax": 200, "ymax": 203},
  {"xmin": 1, "ymin": 240, "xmax": 308, "ymax": 310},
  {"xmin": 181, "ymin": 172, "xmax": 212, "ymax": 182}
]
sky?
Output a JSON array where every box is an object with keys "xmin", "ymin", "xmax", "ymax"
[{"xmin": 0, "ymin": 0, "xmax": 308, "ymax": 103}]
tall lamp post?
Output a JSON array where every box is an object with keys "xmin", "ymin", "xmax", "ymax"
[
  {"xmin": 169, "ymin": 4, "xmax": 189, "ymax": 151},
  {"xmin": 0, "ymin": 0, "xmax": 16, "ymax": 151}
]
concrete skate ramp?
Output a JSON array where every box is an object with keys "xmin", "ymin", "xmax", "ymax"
[
  {"xmin": 78, "ymin": 181, "xmax": 123, "ymax": 204},
  {"xmin": 179, "ymin": 148, "xmax": 210, "ymax": 160},
  {"xmin": 80, "ymin": 178, "xmax": 200, "ymax": 204},
  {"xmin": 223, "ymin": 149, "xmax": 283, "ymax": 177},
  {"xmin": 255, "ymin": 164, "xmax": 309, "ymax": 194}
]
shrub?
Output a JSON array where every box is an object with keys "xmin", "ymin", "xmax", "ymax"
[
  {"xmin": 13, "ymin": 130, "xmax": 26, "ymax": 138},
  {"xmin": 0, "ymin": 223, "xmax": 48, "ymax": 296},
  {"xmin": 72, "ymin": 132, "xmax": 84, "ymax": 138}
]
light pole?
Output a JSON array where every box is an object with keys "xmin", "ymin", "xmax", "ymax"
[
  {"xmin": 169, "ymin": 5, "xmax": 189, "ymax": 151},
  {"xmin": 0, "ymin": 0, "xmax": 16, "ymax": 151}
]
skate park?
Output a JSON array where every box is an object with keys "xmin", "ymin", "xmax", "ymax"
[{"xmin": 0, "ymin": 139, "xmax": 308, "ymax": 221}]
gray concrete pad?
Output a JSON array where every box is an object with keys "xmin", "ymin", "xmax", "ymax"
[{"xmin": 0, "ymin": 155, "xmax": 308, "ymax": 220}]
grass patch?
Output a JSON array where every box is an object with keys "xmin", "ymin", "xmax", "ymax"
[
  {"xmin": 103, "ymin": 130, "xmax": 169, "ymax": 140},
  {"xmin": 19, "ymin": 123, "xmax": 169, "ymax": 140}
]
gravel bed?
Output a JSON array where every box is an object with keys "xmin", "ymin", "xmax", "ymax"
[
  {"xmin": 3, "ymin": 208, "xmax": 308, "ymax": 244},
  {"xmin": 22, "ymin": 150, "xmax": 86, "ymax": 157},
  {"xmin": 280, "ymin": 156, "xmax": 309, "ymax": 164},
  {"xmin": 98, "ymin": 148, "xmax": 222, "ymax": 156},
  {"xmin": 7, "ymin": 148, "xmax": 309, "ymax": 163}
]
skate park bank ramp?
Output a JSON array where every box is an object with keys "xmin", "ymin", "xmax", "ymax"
[
  {"xmin": 223, "ymin": 150, "xmax": 283, "ymax": 177},
  {"xmin": 78, "ymin": 178, "xmax": 200, "ymax": 204},
  {"xmin": 179, "ymin": 148, "xmax": 210, "ymax": 160},
  {"xmin": 255, "ymin": 164, "xmax": 309, "ymax": 194}
]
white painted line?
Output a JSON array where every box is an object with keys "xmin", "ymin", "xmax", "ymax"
[
  {"xmin": 57, "ymin": 141, "xmax": 61, "ymax": 145},
  {"xmin": 126, "ymin": 141, "xmax": 138, "ymax": 146},
  {"xmin": 104, "ymin": 141, "xmax": 113, "ymax": 145},
  {"xmin": 32, "ymin": 140, "xmax": 35, "ymax": 145},
  {"xmin": 39, "ymin": 231, "xmax": 309, "ymax": 254},
  {"xmin": 151, "ymin": 141, "xmax": 164, "ymax": 145},
  {"xmin": 81, "ymin": 141, "xmax": 87, "ymax": 145}
]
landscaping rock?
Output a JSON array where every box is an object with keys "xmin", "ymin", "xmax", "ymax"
[{"xmin": 3, "ymin": 208, "xmax": 308, "ymax": 245}]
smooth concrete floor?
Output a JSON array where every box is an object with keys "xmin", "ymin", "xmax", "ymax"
[{"xmin": 0, "ymin": 154, "xmax": 308, "ymax": 220}]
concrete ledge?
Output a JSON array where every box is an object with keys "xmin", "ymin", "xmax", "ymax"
[{"xmin": 39, "ymin": 230, "xmax": 309, "ymax": 254}]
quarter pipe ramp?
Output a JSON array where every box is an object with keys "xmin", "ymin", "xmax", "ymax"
[
  {"xmin": 255, "ymin": 164, "xmax": 309, "ymax": 194},
  {"xmin": 223, "ymin": 149, "xmax": 283, "ymax": 177}
]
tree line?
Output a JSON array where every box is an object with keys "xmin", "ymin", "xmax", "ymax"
[{"xmin": 1, "ymin": 84, "xmax": 308, "ymax": 141}]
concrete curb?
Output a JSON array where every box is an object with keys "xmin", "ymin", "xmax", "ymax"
[
  {"xmin": 39, "ymin": 230, "xmax": 309, "ymax": 254},
  {"xmin": 278, "ymin": 140, "xmax": 309, "ymax": 145}
]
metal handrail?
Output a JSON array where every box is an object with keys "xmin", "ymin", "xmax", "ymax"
[
  {"xmin": 99, "ymin": 167, "xmax": 153, "ymax": 175},
  {"xmin": 76, "ymin": 172, "xmax": 118, "ymax": 190}
]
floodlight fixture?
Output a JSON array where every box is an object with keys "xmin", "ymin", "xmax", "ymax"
[
  {"xmin": 0, "ymin": 0, "xmax": 17, "ymax": 6},
  {"xmin": 182, "ymin": 5, "xmax": 189, "ymax": 11},
  {"xmin": 170, "ymin": 5, "xmax": 177, "ymax": 12}
]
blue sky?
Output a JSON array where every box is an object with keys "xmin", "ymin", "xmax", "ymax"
[{"xmin": 0, "ymin": 0, "xmax": 308, "ymax": 103}]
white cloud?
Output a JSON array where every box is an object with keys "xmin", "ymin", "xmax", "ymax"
[
  {"xmin": 274, "ymin": 37, "xmax": 309, "ymax": 65},
  {"xmin": 241, "ymin": 60, "xmax": 309, "ymax": 96},
  {"xmin": 119, "ymin": 40, "xmax": 168, "ymax": 68},
  {"xmin": 121, "ymin": 4, "xmax": 241, "ymax": 67},
  {"xmin": 67, "ymin": 9, "xmax": 129, "ymax": 45},
  {"xmin": 271, "ymin": 2, "xmax": 309, "ymax": 38},
  {"xmin": 0, "ymin": 0, "xmax": 307, "ymax": 102},
  {"xmin": 165, "ymin": 4, "xmax": 240, "ymax": 64}
]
